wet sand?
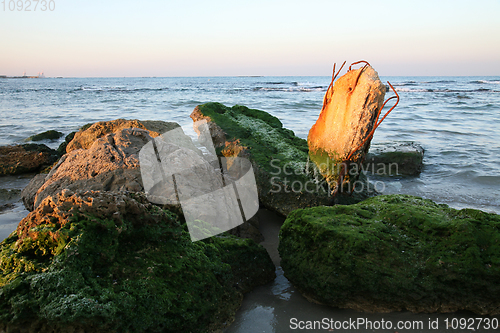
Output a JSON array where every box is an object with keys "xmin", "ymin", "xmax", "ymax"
[{"xmin": 225, "ymin": 209, "xmax": 498, "ymax": 333}]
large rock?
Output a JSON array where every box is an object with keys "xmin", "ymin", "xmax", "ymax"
[
  {"xmin": 0, "ymin": 190, "xmax": 275, "ymax": 332},
  {"xmin": 279, "ymin": 194, "xmax": 500, "ymax": 315},
  {"xmin": 66, "ymin": 119, "xmax": 179, "ymax": 153},
  {"xmin": 20, "ymin": 174, "xmax": 47, "ymax": 211},
  {"xmin": 22, "ymin": 128, "xmax": 151, "ymax": 211},
  {"xmin": 190, "ymin": 103, "xmax": 375, "ymax": 216},
  {"xmin": 0, "ymin": 144, "xmax": 59, "ymax": 176},
  {"xmin": 308, "ymin": 65, "xmax": 386, "ymax": 192},
  {"xmin": 364, "ymin": 142, "xmax": 424, "ymax": 176}
]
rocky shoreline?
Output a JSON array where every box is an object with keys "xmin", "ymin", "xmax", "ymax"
[
  {"xmin": 3, "ymin": 103, "xmax": 498, "ymax": 333},
  {"xmin": 1, "ymin": 113, "xmax": 280, "ymax": 332}
]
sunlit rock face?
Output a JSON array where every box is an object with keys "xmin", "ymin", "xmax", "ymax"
[
  {"xmin": 22, "ymin": 128, "xmax": 152, "ymax": 211},
  {"xmin": 307, "ymin": 65, "xmax": 386, "ymax": 193}
]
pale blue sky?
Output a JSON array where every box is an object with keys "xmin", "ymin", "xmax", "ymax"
[{"xmin": 1, "ymin": 0, "xmax": 499, "ymax": 77}]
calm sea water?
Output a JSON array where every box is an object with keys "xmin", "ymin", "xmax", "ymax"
[
  {"xmin": 1, "ymin": 75, "xmax": 499, "ymax": 214},
  {"xmin": 1, "ymin": 75, "xmax": 500, "ymax": 331}
]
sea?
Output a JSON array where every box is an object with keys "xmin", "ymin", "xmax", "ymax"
[{"xmin": 1, "ymin": 75, "xmax": 500, "ymax": 332}]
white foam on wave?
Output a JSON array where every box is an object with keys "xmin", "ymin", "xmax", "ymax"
[{"xmin": 394, "ymin": 88, "xmax": 429, "ymax": 92}]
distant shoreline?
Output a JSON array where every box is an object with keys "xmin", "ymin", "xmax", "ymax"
[{"xmin": 0, "ymin": 75, "xmax": 43, "ymax": 79}]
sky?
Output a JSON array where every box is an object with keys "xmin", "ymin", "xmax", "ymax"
[{"xmin": 1, "ymin": 0, "xmax": 500, "ymax": 77}]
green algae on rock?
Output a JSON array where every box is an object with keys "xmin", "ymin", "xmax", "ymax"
[
  {"xmin": 25, "ymin": 130, "xmax": 64, "ymax": 142},
  {"xmin": 278, "ymin": 194, "xmax": 500, "ymax": 315},
  {"xmin": 363, "ymin": 142, "xmax": 424, "ymax": 176},
  {"xmin": 56, "ymin": 131, "xmax": 76, "ymax": 156},
  {"xmin": 0, "ymin": 190, "xmax": 275, "ymax": 333},
  {"xmin": 190, "ymin": 103, "xmax": 375, "ymax": 216}
]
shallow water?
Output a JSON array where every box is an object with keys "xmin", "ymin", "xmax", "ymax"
[
  {"xmin": 1, "ymin": 75, "xmax": 500, "ymax": 332},
  {"xmin": 226, "ymin": 209, "xmax": 499, "ymax": 333},
  {"xmin": 0, "ymin": 175, "xmax": 32, "ymax": 240}
]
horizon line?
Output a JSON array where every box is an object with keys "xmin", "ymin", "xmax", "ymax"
[{"xmin": 2, "ymin": 74, "xmax": 499, "ymax": 79}]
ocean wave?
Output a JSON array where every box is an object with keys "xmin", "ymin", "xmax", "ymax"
[
  {"xmin": 391, "ymin": 81, "xmax": 418, "ymax": 86},
  {"xmin": 394, "ymin": 88, "xmax": 432, "ymax": 92},
  {"xmin": 432, "ymin": 80, "xmax": 457, "ymax": 83},
  {"xmin": 252, "ymin": 86, "xmax": 325, "ymax": 92},
  {"xmin": 3, "ymin": 88, "xmax": 63, "ymax": 93},
  {"xmin": 296, "ymin": 81, "xmax": 322, "ymax": 87},
  {"xmin": 25, "ymin": 88, "xmax": 62, "ymax": 92},
  {"xmin": 420, "ymin": 80, "xmax": 457, "ymax": 84},
  {"xmin": 470, "ymin": 80, "xmax": 500, "ymax": 84},
  {"xmin": 71, "ymin": 86, "xmax": 169, "ymax": 93},
  {"xmin": 257, "ymin": 81, "xmax": 299, "ymax": 86},
  {"xmin": 394, "ymin": 87, "xmax": 498, "ymax": 93},
  {"xmin": 429, "ymin": 129, "xmax": 482, "ymax": 136},
  {"xmin": 264, "ymin": 82, "xmax": 287, "ymax": 85}
]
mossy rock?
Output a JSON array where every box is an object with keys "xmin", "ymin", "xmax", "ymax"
[
  {"xmin": 364, "ymin": 142, "xmax": 424, "ymax": 176},
  {"xmin": 191, "ymin": 103, "xmax": 375, "ymax": 216},
  {"xmin": 56, "ymin": 131, "xmax": 76, "ymax": 156},
  {"xmin": 26, "ymin": 130, "xmax": 64, "ymax": 142},
  {"xmin": 0, "ymin": 191, "xmax": 275, "ymax": 332},
  {"xmin": 278, "ymin": 194, "xmax": 500, "ymax": 315}
]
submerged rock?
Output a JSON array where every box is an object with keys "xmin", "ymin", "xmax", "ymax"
[
  {"xmin": 0, "ymin": 190, "xmax": 275, "ymax": 333},
  {"xmin": 25, "ymin": 130, "xmax": 64, "ymax": 142},
  {"xmin": 364, "ymin": 142, "xmax": 424, "ymax": 176},
  {"xmin": 22, "ymin": 128, "xmax": 151, "ymax": 211},
  {"xmin": 279, "ymin": 194, "xmax": 500, "ymax": 315},
  {"xmin": 66, "ymin": 119, "xmax": 179, "ymax": 153},
  {"xmin": 308, "ymin": 65, "xmax": 386, "ymax": 192},
  {"xmin": 190, "ymin": 103, "xmax": 375, "ymax": 216},
  {"xmin": 0, "ymin": 144, "xmax": 59, "ymax": 176}
]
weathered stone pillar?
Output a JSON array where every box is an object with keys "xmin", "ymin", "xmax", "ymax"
[{"xmin": 308, "ymin": 65, "xmax": 386, "ymax": 194}]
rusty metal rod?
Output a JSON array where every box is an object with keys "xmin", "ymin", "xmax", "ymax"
[
  {"xmin": 351, "ymin": 63, "xmax": 369, "ymax": 93},
  {"xmin": 348, "ymin": 60, "xmax": 371, "ymax": 72},
  {"xmin": 321, "ymin": 61, "xmax": 346, "ymax": 113}
]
